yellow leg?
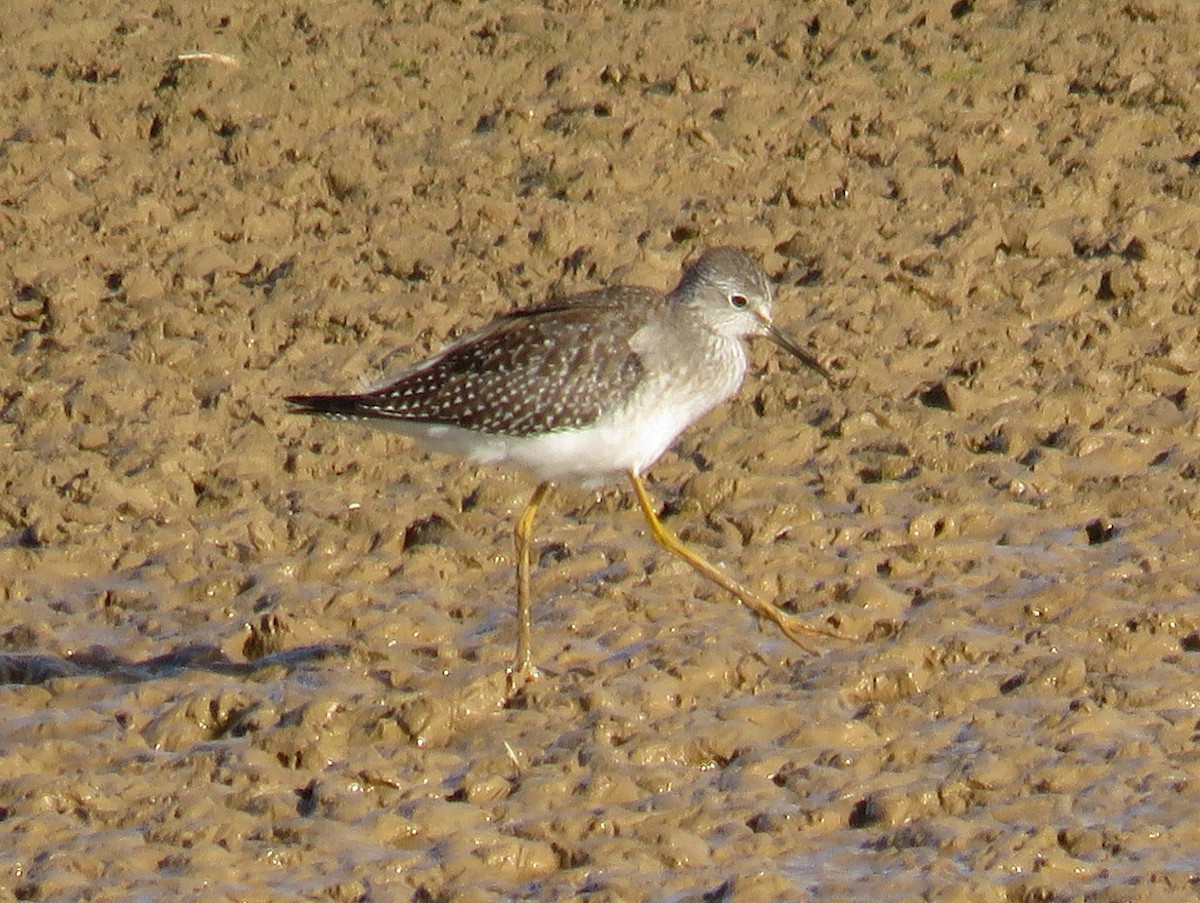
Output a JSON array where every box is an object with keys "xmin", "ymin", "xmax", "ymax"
[
  {"xmin": 627, "ymin": 471, "xmax": 837, "ymax": 652},
  {"xmin": 510, "ymin": 481, "xmax": 552, "ymax": 690}
]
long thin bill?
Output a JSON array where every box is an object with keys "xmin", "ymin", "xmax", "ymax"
[{"xmin": 766, "ymin": 322, "xmax": 833, "ymax": 386}]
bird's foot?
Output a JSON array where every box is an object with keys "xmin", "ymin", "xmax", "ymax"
[{"xmin": 504, "ymin": 660, "xmax": 542, "ymax": 701}]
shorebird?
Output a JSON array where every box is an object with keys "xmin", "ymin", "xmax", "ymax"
[{"xmin": 288, "ymin": 247, "xmax": 833, "ymax": 687}]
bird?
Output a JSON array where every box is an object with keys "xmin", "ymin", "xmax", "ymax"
[{"xmin": 287, "ymin": 246, "xmax": 833, "ymax": 688}]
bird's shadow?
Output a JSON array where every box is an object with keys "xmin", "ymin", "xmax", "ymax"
[{"xmin": 0, "ymin": 641, "xmax": 348, "ymax": 686}]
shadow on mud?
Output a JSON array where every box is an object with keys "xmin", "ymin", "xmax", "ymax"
[{"xmin": 0, "ymin": 641, "xmax": 349, "ymax": 685}]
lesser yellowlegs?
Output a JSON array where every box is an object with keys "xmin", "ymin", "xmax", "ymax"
[{"xmin": 287, "ymin": 246, "xmax": 833, "ymax": 687}]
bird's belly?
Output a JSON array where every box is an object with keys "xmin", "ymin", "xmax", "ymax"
[
  {"xmin": 498, "ymin": 412, "xmax": 687, "ymax": 484},
  {"xmin": 501, "ymin": 379, "xmax": 737, "ymax": 484}
]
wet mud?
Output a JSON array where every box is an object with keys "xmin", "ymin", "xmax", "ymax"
[{"xmin": 3, "ymin": 1, "xmax": 1200, "ymax": 900}]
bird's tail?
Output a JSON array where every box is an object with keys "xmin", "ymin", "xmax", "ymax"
[{"xmin": 285, "ymin": 394, "xmax": 362, "ymax": 416}]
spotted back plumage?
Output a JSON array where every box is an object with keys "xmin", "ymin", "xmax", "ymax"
[{"xmin": 293, "ymin": 287, "xmax": 655, "ymax": 437}]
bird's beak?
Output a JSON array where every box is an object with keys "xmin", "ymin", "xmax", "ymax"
[{"xmin": 762, "ymin": 319, "xmax": 833, "ymax": 386}]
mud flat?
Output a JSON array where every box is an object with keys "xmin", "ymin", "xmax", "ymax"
[{"xmin": 2, "ymin": 1, "xmax": 1199, "ymax": 900}]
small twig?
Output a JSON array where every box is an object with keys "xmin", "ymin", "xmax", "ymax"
[
  {"xmin": 503, "ymin": 740, "xmax": 523, "ymax": 776},
  {"xmin": 172, "ymin": 51, "xmax": 240, "ymax": 67}
]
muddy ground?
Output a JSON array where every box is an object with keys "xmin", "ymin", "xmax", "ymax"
[{"xmin": 3, "ymin": 0, "xmax": 1200, "ymax": 900}]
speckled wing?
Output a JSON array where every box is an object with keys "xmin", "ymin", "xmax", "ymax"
[{"xmin": 289, "ymin": 288, "xmax": 654, "ymax": 437}]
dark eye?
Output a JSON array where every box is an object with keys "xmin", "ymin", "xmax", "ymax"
[{"xmin": 730, "ymin": 293, "xmax": 749, "ymax": 309}]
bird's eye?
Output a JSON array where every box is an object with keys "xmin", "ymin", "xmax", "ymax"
[{"xmin": 730, "ymin": 293, "xmax": 749, "ymax": 309}]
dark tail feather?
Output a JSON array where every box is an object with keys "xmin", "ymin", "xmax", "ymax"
[{"xmin": 285, "ymin": 394, "xmax": 364, "ymax": 416}]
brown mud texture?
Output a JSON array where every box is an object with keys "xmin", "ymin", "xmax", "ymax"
[{"xmin": 4, "ymin": 1, "xmax": 1200, "ymax": 901}]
